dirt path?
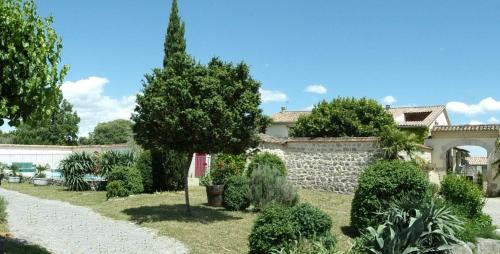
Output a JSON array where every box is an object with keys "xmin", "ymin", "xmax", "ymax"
[
  {"xmin": 0, "ymin": 188, "xmax": 187, "ymax": 254},
  {"xmin": 484, "ymin": 198, "xmax": 500, "ymax": 226}
]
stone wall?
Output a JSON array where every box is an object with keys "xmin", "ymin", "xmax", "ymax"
[{"xmin": 258, "ymin": 135, "xmax": 380, "ymax": 194}]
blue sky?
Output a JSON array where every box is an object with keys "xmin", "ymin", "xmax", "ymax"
[{"xmin": 16, "ymin": 1, "xmax": 500, "ymax": 148}]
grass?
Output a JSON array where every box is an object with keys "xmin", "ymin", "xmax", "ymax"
[{"xmin": 2, "ymin": 182, "xmax": 355, "ymax": 254}]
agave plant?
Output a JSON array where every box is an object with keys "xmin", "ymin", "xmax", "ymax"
[
  {"xmin": 98, "ymin": 151, "xmax": 136, "ymax": 178},
  {"xmin": 60, "ymin": 152, "xmax": 95, "ymax": 191},
  {"xmin": 366, "ymin": 198, "xmax": 463, "ymax": 254}
]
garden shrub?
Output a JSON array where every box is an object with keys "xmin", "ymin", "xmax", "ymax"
[
  {"xmin": 455, "ymin": 212, "xmax": 499, "ymax": 243},
  {"xmin": 106, "ymin": 166, "xmax": 143, "ymax": 198},
  {"xmin": 365, "ymin": 198, "xmax": 462, "ymax": 254},
  {"xmin": 291, "ymin": 203, "xmax": 332, "ymax": 238},
  {"xmin": 249, "ymin": 205, "xmax": 299, "ymax": 254},
  {"xmin": 0, "ymin": 197, "xmax": 7, "ymax": 222},
  {"xmin": 441, "ymin": 174, "xmax": 485, "ymax": 218},
  {"xmin": 106, "ymin": 180, "xmax": 129, "ymax": 199},
  {"xmin": 249, "ymin": 204, "xmax": 335, "ymax": 254},
  {"xmin": 350, "ymin": 160, "xmax": 430, "ymax": 230},
  {"xmin": 270, "ymin": 234, "xmax": 336, "ymax": 254},
  {"xmin": 98, "ymin": 150, "xmax": 136, "ymax": 178},
  {"xmin": 223, "ymin": 175, "xmax": 251, "ymax": 211},
  {"xmin": 163, "ymin": 149, "xmax": 189, "ymax": 191},
  {"xmin": 60, "ymin": 152, "xmax": 94, "ymax": 191},
  {"xmin": 135, "ymin": 150, "xmax": 154, "ymax": 193},
  {"xmin": 250, "ymin": 166, "xmax": 298, "ymax": 209},
  {"xmin": 210, "ymin": 153, "xmax": 246, "ymax": 185},
  {"xmin": 246, "ymin": 152, "xmax": 286, "ymax": 178}
]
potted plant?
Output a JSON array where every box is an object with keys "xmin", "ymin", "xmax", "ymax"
[
  {"xmin": 0, "ymin": 163, "xmax": 7, "ymax": 185},
  {"xmin": 200, "ymin": 154, "xmax": 244, "ymax": 206},
  {"xmin": 7, "ymin": 165, "xmax": 21, "ymax": 183},
  {"xmin": 33, "ymin": 164, "xmax": 50, "ymax": 186},
  {"xmin": 200, "ymin": 171, "xmax": 225, "ymax": 207}
]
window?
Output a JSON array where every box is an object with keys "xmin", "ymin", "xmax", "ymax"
[{"xmin": 404, "ymin": 111, "xmax": 431, "ymax": 122}]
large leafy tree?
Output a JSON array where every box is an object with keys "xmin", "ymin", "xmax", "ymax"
[
  {"xmin": 290, "ymin": 97, "xmax": 416, "ymax": 160},
  {"xmin": 88, "ymin": 119, "xmax": 133, "ymax": 145},
  {"xmin": 11, "ymin": 99, "xmax": 80, "ymax": 145},
  {"xmin": 0, "ymin": 0, "xmax": 69, "ymax": 127},
  {"xmin": 290, "ymin": 97, "xmax": 396, "ymax": 138},
  {"xmin": 133, "ymin": 0, "xmax": 265, "ymax": 212}
]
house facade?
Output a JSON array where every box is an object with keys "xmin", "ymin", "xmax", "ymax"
[{"xmin": 266, "ymin": 105, "xmax": 451, "ymax": 138}]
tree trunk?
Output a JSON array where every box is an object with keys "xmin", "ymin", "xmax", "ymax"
[{"xmin": 184, "ymin": 153, "xmax": 192, "ymax": 214}]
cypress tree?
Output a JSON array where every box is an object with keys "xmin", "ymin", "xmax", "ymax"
[
  {"xmin": 150, "ymin": 0, "xmax": 188, "ymax": 192},
  {"xmin": 163, "ymin": 0, "xmax": 186, "ymax": 68}
]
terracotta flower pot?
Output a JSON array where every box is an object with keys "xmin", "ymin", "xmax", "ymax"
[{"xmin": 206, "ymin": 185, "xmax": 224, "ymax": 207}]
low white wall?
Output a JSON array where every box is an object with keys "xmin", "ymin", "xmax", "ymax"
[{"xmin": 0, "ymin": 144, "xmax": 130, "ymax": 169}]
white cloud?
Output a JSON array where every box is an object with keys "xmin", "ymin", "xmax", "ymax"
[
  {"xmin": 259, "ymin": 88, "xmax": 287, "ymax": 103},
  {"xmin": 381, "ymin": 95, "xmax": 397, "ymax": 105},
  {"xmin": 488, "ymin": 117, "xmax": 499, "ymax": 123},
  {"xmin": 446, "ymin": 97, "xmax": 500, "ymax": 115},
  {"xmin": 469, "ymin": 120, "xmax": 483, "ymax": 125},
  {"xmin": 61, "ymin": 77, "xmax": 137, "ymax": 136},
  {"xmin": 305, "ymin": 84, "xmax": 327, "ymax": 94}
]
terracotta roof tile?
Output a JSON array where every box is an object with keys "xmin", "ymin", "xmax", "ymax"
[
  {"xmin": 270, "ymin": 111, "xmax": 311, "ymax": 123},
  {"xmin": 433, "ymin": 124, "xmax": 500, "ymax": 132},
  {"xmin": 465, "ymin": 157, "xmax": 488, "ymax": 166}
]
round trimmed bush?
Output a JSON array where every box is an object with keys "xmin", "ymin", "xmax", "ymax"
[
  {"xmin": 108, "ymin": 166, "xmax": 144, "ymax": 195},
  {"xmin": 291, "ymin": 203, "xmax": 332, "ymax": 238},
  {"xmin": 246, "ymin": 152, "xmax": 286, "ymax": 178},
  {"xmin": 441, "ymin": 174, "xmax": 485, "ymax": 218},
  {"xmin": 248, "ymin": 205, "xmax": 298, "ymax": 254},
  {"xmin": 223, "ymin": 175, "xmax": 251, "ymax": 211},
  {"xmin": 106, "ymin": 180, "xmax": 129, "ymax": 199},
  {"xmin": 350, "ymin": 160, "xmax": 430, "ymax": 230}
]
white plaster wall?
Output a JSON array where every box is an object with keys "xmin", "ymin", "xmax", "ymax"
[
  {"xmin": 429, "ymin": 112, "xmax": 450, "ymax": 129},
  {"xmin": 0, "ymin": 145, "xmax": 129, "ymax": 170},
  {"xmin": 265, "ymin": 124, "xmax": 291, "ymax": 137}
]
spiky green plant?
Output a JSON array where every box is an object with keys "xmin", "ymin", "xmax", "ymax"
[
  {"xmin": 366, "ymin": 199, "xmax": 463, "ymax": 254},
  {"xmin": 98, "ymin": 151, "xmax": 136, "ymax": 178},
  {"xmin": 60, "ymin": 152, "xmax": 95, "ymax": 191}
]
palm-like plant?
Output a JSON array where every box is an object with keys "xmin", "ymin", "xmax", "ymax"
[
  {"xmin": 366, "ymin": 198, "xmax": 463, "ymax": 254},
  {"xmin": 60, "ymin": 152, "xmax": 95, "ymax": 191},
  {"xmin": 98, "ymin": 151, "xmax": 136, "ymax": 178},
  {"xmin": 379, "ymin": 126, "xmax": 418, "ymax": 160}
]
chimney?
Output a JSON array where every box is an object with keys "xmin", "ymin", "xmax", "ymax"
[
  {"xmin": 280, "ymin": 106, "xmax": 287, "ymax": 112},
  {"xmin": 385, "ymin": 105, "xmax": 391, "ymax": 110}
]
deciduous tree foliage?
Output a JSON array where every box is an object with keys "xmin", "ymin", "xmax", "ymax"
[
  {"xmin": 133, "ymin": 0, "xmax": 265, "ymax": 212},
  {"xmin": 290, "ymin": 97, "xmax": 396, "ymax": 138},
  {"xmin": 10, "ymin": 99, "xmax": 80, "ymax": 145},
  {"xmin": 88, "ymin": 119, "xmax": 133, "ymax": 145},
  {"xmin": 0, "ymin": 0, "xmax": 68, "ymax": 126}
]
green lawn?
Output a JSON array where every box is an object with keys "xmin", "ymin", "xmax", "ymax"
[{"xmin": 2, "ymin": 182, "xmax": 355, "ymax": 254}]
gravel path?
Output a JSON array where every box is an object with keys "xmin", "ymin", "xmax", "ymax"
[
  {"xmin": 0, "ymin": 188, "xmax": 187, "ymax": 254},
  {"xmin": 485, "ymin": 198, "xmax": 500, "ymax": 226}
]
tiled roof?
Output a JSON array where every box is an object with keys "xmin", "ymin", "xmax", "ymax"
[
  {"xmin": 387, "ymin": 105, "xmax": 447, "ymax": 128},
  {"xmin": 465, "ymin": 157, "xmax": 488, "ymax": 166},
  {"xmin": 271, "ymin": 111, "xmax": 311, "ymax": 123},
  {"xmin": 270, "ymin": 105, "xmax": 447, "ymax": 128},
  {"xmin": 433, "ymin": 124, "xmax": 500, "ymax": 132}
]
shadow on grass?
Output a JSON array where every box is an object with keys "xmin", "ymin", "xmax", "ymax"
[
  {"xmin": 122, "ymin": 204, "xmax": 242, "ymax": 224},
  {"xmin": 0, "ymin": 236, "xmax": 51, "ymax": 254}
]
